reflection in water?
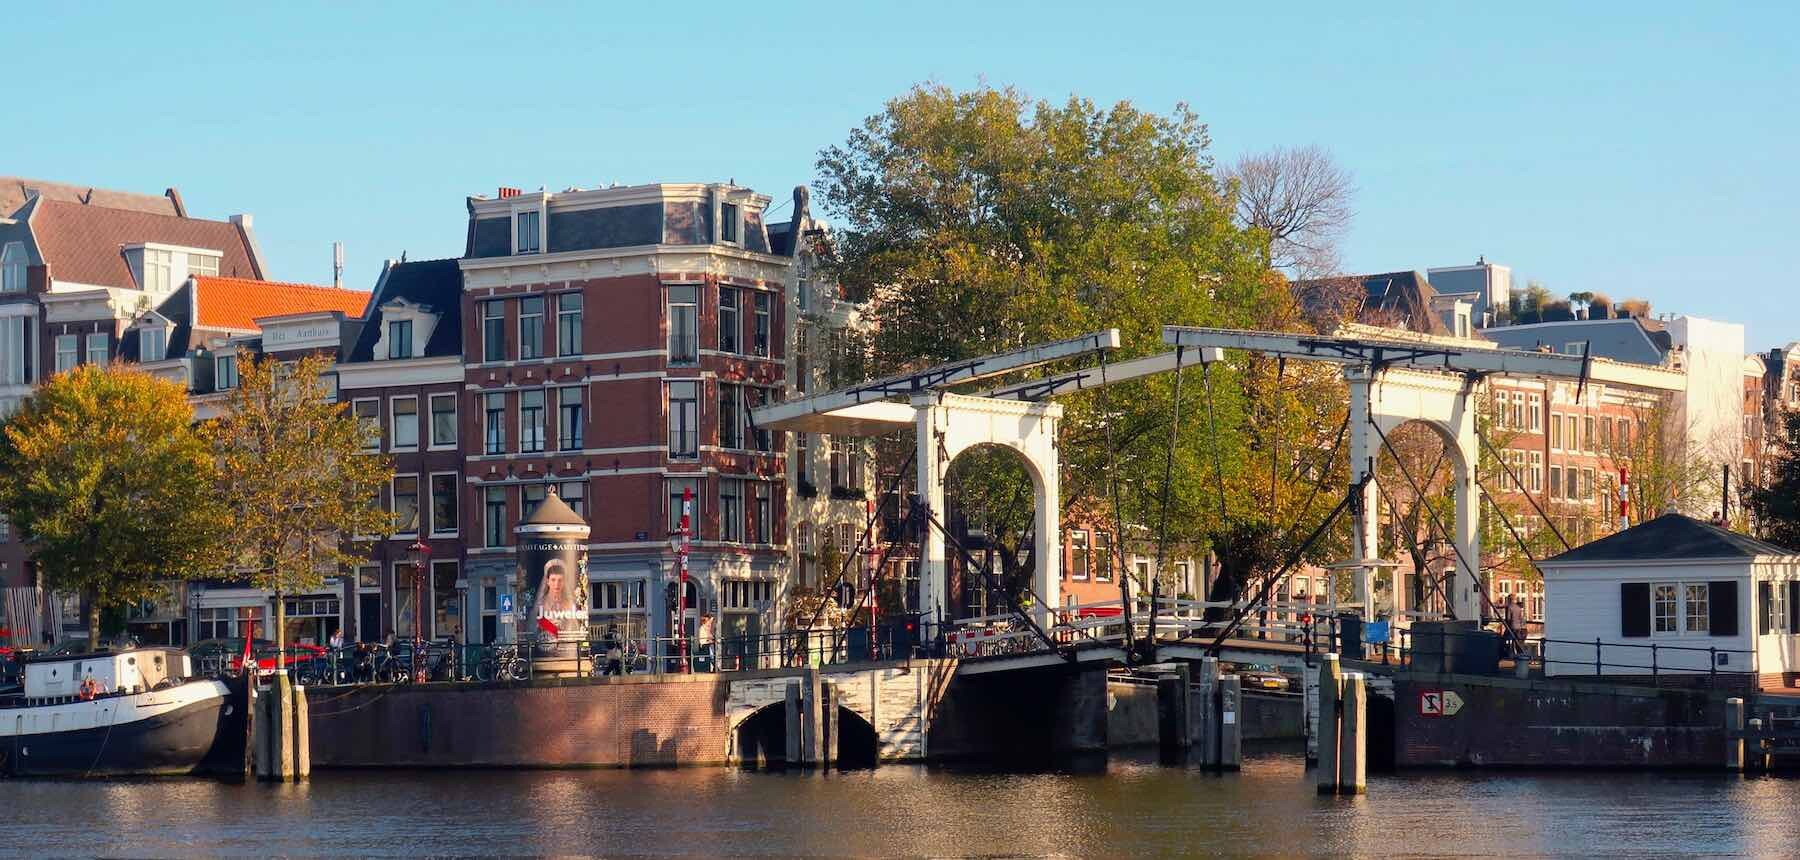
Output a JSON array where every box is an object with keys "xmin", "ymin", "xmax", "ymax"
[{"xmin": 4, "ymin": 748, "xmax": 1798, "ymax": 857}]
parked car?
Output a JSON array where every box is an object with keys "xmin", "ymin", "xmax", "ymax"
[{"xmin": 1234, "ymin": 663, "xmax": 1292, "ymax": 692}]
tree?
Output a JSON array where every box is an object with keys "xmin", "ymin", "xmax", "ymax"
[
  {"xmin": 1750, "ymin": 411, "xmax": 1800, "ymax": 548},
  {"xmin": 1225, "ymin": 144, "xmax": 1355, "ymax": 278},
  {"xmin": 0, "ymin": 365, "xmax": 225, "ymax": 648},
  {"xmin": 816, "ymin": 84, "xmax": 1349, "ymax": 616},
  {"xmin": 209, "ymin": 354, "xmax": 395, "ymax": 658}
]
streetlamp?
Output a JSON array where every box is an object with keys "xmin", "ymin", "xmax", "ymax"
[{"xmin": 407, "ymin": 538, "xmax": 431, "ymax": 682}]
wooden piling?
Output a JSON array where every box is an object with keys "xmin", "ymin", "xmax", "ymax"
[
  {"xmin": 1338, "ymin": 672, "xmax": 1366, "ymax": 795},
  {"xmin": 784, "ymin": 682, "xmax": 803, "ymax": 767},
  {"xmin": 1218, "ymin": 675, "xmax": 1242, "ymax": 770},
  {"xmin": 1726, "ymin": 697, "xmax": 1745, "ymax": 772},
  {"xmin": 1316, "ymin": 654, "xmax": 1341, "ymax": 794},
  {"xmin": 1196, "ymin": 657, "xmax": 1220, "ymax": 767}
]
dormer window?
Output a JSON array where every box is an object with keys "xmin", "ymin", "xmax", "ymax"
[
  {"xmin": 140, "ymin": 327, "xmax": 166, "ymax": 362},
  {"xmin": 720, "ymin": 203, "xmax": 739, "ymax": 244},
  {"xmin": 187, "ymin": 252, "xmax": 220, "ymax": 277},
  {"xmin": 516, "ymin": 210, "xmax": 541, "ymax": 254},
  {"xmin": 387, "ymin": 319, "xmax": 413, "ymax": 360},
  {"xmin": 1, "ymin": 243, "xmax": 24, "ymax": 293},
  {"xmin": 143, "ymin": 249, "xmax": 173, "ymax": 293},
  {"xmin": 216, "ymin": 353, "xmax": 238, "ymax": 390}
]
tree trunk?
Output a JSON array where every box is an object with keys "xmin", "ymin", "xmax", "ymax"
[{"xmin": 86, "ymin": 590, "xmax": 101, "ymax": 651}]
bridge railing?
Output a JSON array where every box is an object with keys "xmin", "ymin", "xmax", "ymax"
[{"xmin": 1362, "ymin": 624, "xmax": 1757, "ymax": 688}]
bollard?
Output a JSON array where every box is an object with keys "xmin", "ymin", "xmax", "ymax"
[
  {"xmin": 1338, "ymin": 673, "xmax": 1366, "ymax": 795},
  {"xmin": 1726, "ymin": 697, "xmax": 1745, "ymax": 772},
  {"xmin": 784, "ymin": 682, "xmax": 803, "ymax": 768},
  {"xmin": 294, "ymin": 682, "xmax": 310, "ymax": 780},
  {"xmin": 821, "ymin": 681, "xmax": 839, "ymax": 771},
  {"xmin": 1196, "ymin": 657, "xmax": 1220, "ymax": 767},
  {"xmin": 1218, "ymin": 675, "xmax": 1242, "ymax": 770},
  {"xmin": 1316, "ymin": 654, "xmax": 1341, "ymax": 794},
  {"xmin": 1157, "ymin": 672, "xmax": 1190, "ymax": 761},
  {"xmin": 1748, "ymin": 718, "xmax": 1765, "ymax": 773}
]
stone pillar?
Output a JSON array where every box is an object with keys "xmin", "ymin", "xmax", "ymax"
[
  {"xmin": 1449, "ymin": 420, "xmax": 1483, "ymax": 622},
  {"xmin": 1031, "ymin": 455, "xmax": 1061, "ymax": 631},
  {"xmin": 1344, "ymin": 370, "xmax": 1381, "ymax": 618},
  {"xmin": 1051, "ymin": 666, "xmax": 1108, "ymax": 759},
  {"xmin": 915, "ymin": 399, "xmax": 946, "ymax": 636},
  {"xmin": 1156, "ymin": 664, "xmax": 1191, "ymax": 761}
]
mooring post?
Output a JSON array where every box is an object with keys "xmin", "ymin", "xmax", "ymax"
[
  {"xmin": 294, "ymin": 682, "xmax": 310, "ymax": 780},
  {"xmin": 785, "ymin": 682, "xmax": 804, "ymax": 768},
  {"xmin": 1316, "ymin": 654, "xmax": 1341, "ymax": 794},
  {"xmin": 1195, "ymin": 657, "xmax": 1220, "ymax": 767},
  {"xmin": 1748, "ymin": 718, "xmax": 1765, "ymax": 773},
  {"xmin": 1726, "ymin": 697, "xmax": 1745, "ymax": 772},
  {"xmin": 1218, "ymin": 674, "xmax": 1242, "ymax": 770},
  {"xmin": 1338, "ymin": 672, "xmax": 1366, "ymax": 795}
]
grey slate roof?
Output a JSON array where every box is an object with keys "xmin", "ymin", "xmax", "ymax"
[
  {"xmin": 1542, "ymin": 513, "xmax": 1799, "ymax": 564},
  {"xmin": 345, "ymin": 258, "xmax": 463, "ymax": 362}
]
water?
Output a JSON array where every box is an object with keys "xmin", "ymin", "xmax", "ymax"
[{"xmin": 3, "ymin": 747, "xmax": 1797, "ymax": 857}]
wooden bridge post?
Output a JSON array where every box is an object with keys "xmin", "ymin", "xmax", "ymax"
[
  {"xmin": 1747, "ymin": 718, "xmax": 1765, "ymax": 773},
  {"xmin": 1726, "ymin": 697, "xmax": 1745, "ymax": 772},
  {"xmin": 1337, "ymin": 672, "xmax": 1366, "ymax": 795},
  {"xmin": 1316, "ymin": 654, "xmax": 1341, "ymax": 794},
  {"xmin": 1195, "ymin": 657, "xmax": 1220, "ymax": 767},
  {"xmin": 784, "ymin": 682, "xmax": 803, "ymax": 767},
  {"xmin": 1218, "ymin": 674, "xmax": 1241, "ymax": 770}
]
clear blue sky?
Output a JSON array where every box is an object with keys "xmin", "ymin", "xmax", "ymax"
[{"xmin": 11, "ymin": 3, "xmax": 1797, "ymax": 349}]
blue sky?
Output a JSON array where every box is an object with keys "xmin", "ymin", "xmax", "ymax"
[{"xmin": 11, "ymin": 3, "xmax": 1797, "ymax": 348}]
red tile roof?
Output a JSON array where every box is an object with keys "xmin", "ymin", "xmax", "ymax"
[
  {"xmin": 0, "ymin": 177, "xmax": 180, "ymax": 218},
  {"xmin": 194, "ymin": 276, "xmax": 371, "ymax": 331},
  {"xmin": 28, "ymin": 199, "xmax": 261, "ymax": 289}
]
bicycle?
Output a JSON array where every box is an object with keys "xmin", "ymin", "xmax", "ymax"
[{"xmin": 475, "ymin": 644, "xmax": 529, "ymax": 682}]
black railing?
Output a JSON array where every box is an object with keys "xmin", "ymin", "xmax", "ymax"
[{"xmin": 1358, "ymin": 622, "xmax": 1756, "ymax": 689}]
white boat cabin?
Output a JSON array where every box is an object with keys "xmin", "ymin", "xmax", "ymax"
[
  {"xmin": 1540, "ymin": 513, "xmax": 1800, "ymax": 686},
  {"xmin": 23, "ymin": 648, "xmax": 191, "ymax": 701}
]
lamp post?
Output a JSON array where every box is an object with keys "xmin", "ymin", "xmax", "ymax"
[{"xmin": 407, "ymin": 538, "xmax": 430, "ymax": 683}]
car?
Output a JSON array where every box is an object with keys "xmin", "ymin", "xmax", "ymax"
[{"xmin": 1235, "ymin": 663, "xmax": 1292, "ymax": 692}]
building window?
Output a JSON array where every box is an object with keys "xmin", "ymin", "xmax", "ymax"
[
  {"xmin": 354, "ymin": 399, "xmax": 381, "ymax": 451},
  {"xmin": 1529, "ymin": 395, "xmax": 1541, "ymax": 431},
  {"xmin": 794, "ymin": 324, "xmax": 810, "ymax": 394},
  {"xmin": 216, "ymin": 353, "xmax": 238, "ymax": 390},
  {"xmin": 523, "ymin": 483, "xmax": 546, "ymax": 519},
  {"xmin": 0, "ymin": 316, "xmax": 25, "ymax": 385},
  {"xmin": 54, "ymin": 334, "xmax": 77, "ymax": 374},
  {"xmin": 1582, "ymin": 468, "xmax": 1595, "ymax": 502},
  {"xmin": 1548, "ymin": 466, "xmax": 1562, "ymax": 500},
  {"xmin": 0, "ymin": 243, "xmax": 24, "ymax": 293},
  {"xmin": 1529, "ymin": 451, "xmax": 1543, "ymax": 492},
  {"xmin": 143, "ymin": 249, "xmax": 172, "ymax": 293},
  {"xmin": 796, "ymin": 433, "xmax": 812, "ymax": 486},
  {"xmin": 187, "ymin": 252, "xmax": 219, "ymax": 277},
  {"xmin": 519, "ymin": 389, "xmax": 545, "ymax": 453},
  {"xmin": 1566, "ymin": 415, "xmax": 1579, "ymax": 452},
  {"xmin": 1094, "ymin": 532, "xmax": 1112, "ymax": 582},
  {"xmin": 719, "ymin": 287, "xmax": 740, "ymax": 354},
  {"xmin": 392, "ymin": 475, "xmax": 420, "ymax": 536},
  {"xmin": 482, "ymin": 300, "xmax": 505, "ymax": 362},
  {"xmin": 0, "ymin": 513, "xmax": 9, "ymax": 543},
  {"xmin": 387, "ymin": 319, "xmax": 413, "ymax": 359},
  {"xmin": 516, "ymin": 210, "xmax": 540, "ymax": 254},
  {"xmin": 140, "ymin": 327, "xmax": 166, "ymax": 362},
  {"xmin": 557, "ymin": 386, "xmax": 584, "ymax": 451},
  {"xmin": 667, "ymin": 478, "xmax": 700, "ymax": 536},
  {"xmin": 753, "ymin": 482, "xmax": 772, "ymax": 544},
  {"xmin": 519, "ymin": 296, "xmax": 544, "ymax": 360},
  {"xmin": 720, "ymin": 203, "xmax": 739, "ymax": 244},
  {"xmin": 557, "ymin": 293, "xmax": 583, "ymax": 357},
  {"xmin": 668, "ymin": 286, "xmax": 698, "ymax": 364},
  {"xmin": 752, "ymin": 292, "xmax": 770, "ymax": 357},
  {"xmin": 1070, "ymin": 529, "xmax": 1090, "ymax": 580},
  {"xmin": 1583, "ymin": 416, "xmax": 1595, "ymax": 452},
  {"xmin": 81, "ymin": 332, "xmax": 106, "ymax": 367},
  {"xmin": 429, "ymin": 394, "xmax": 456, "ymax": 448},
  {"xmin": 720, "ymin": 479, "xmax": 744, "ymax": 543},
  {"xmin": 668, "ymin": 381, "xmax": 698, "ymax": 458},
  {"xmin": 1652, "ymin": 583, "xmax": 1678, "ymax": 634},
  {"xmin": 829, "ymin": 436, "xmax": 864, "ymax": 492},
  {"xmin": 719, "ymin": 383, "xmax": 742, "ymax": 449},
  {"xmin": 484, "ymin": 486, "xmax": 507, "ymax": 547},
  {"xmin": 430, "ymin": 473, "xmax": 458, "ymax": 536},
  {"xmin": 484, "ymin": 392, "xmax": 507, "ymax": 455},
  {"xmin": 1549, "ymin": 413, "xmax": 1562, "ymax": 450},
  {"xmin": 749, "ymin": 388, "xmax": 771, "ymax": 451},
  {"xmin": 391, "ymin": 396, "xmax": 419, "ymax": 450},
  {"xmin": 558, "ymin": 480, "xmax": 586, "ymax": 519}
]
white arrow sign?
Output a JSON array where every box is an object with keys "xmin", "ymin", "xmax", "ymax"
[{"xmin": 1442, "ymin": 690, "xmax": 1464, "ymax": 716}]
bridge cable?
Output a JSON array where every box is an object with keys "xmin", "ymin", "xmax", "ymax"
[
  {"xmin": 798, "ymin": 447, "xmax": 917, "ymax": 638},
  {"xmin": 1151, "ymin": 346, "xmax": 1189, "ymax": 650},
  {"xmin": 1474, "ymin": 427, "xmax": 1572, "ymax": 552},
  {"xmin": 916, "ymin": 503, "xmax": 1070, "ymax": 660},
  {"xmin": 1098, "ymin": 346, "xmax": 1138, "ymax": 655},
  {"xmin": 1204, "ymin": 476, "xmax": 1369, "ymax": 655}
]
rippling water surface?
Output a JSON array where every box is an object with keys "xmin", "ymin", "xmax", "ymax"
[{"xmin": 3, "ymin": 746, "xmax": 1797, "ymax": 857}]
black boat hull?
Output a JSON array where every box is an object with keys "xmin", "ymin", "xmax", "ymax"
[{"xmin": 3, "ymin": 679, "xmax": 247, "ymax": 777}]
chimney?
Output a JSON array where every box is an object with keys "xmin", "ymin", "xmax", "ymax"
[{"xmin": 498, "ymin": 186, "xmax": 522, "ymax": 199}]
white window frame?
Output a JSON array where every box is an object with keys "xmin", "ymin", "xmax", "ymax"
[
  {"xmin": 484, "ymin": 392, "xmax": 507, "ymax": 455},
  {"xmin": 142, "ymin": 248, "xmax": 173, "ymax": 293},
  {"xmin": 1648, "ymin": 581, "xmax": 1716, "ymax": 637},
  {"xmin": 139, "ymin": 325, "xmax": 167, "ymax": 363},
  {"xmin": 82, "ymin": 332, "xmax": 107, "ymax": 366},
  {"xmin": 519, "ymin": 388, "xmax": 545, "ymax": 454},
  {"xmin": 667, "ymin": 285, "xmax": 699, "ymax": 365},
  {"xmin": 53, "ymin": 333, "xmax": 77, "ymax": 374},
  {"xmin": 390, "ymin": 395, "xmax": 420, "ymax": 451},
  {"xmin": 484, "ymin": 485, "xmax": 508, "ymax": 547},
  {"xmin": 428, "ymin": 471, "xmax": 459, "ymax": 537},
  {"xmin": 353, "ymin": 398, "xmax": 382, "ymax": 451},
  {"xmin": 556, "ymin": 292, "xmax": 583, "ymax": 357},
  {"xmin": 515, "ymin": 209, "xmax": 541, "ymax": 255},
  {"xmin": 557, "ymin": 385, "xmax": 584, "ymax": 451},
  {"xmin": 387, "ymin": 318, "xmax": 413, "ymax": 360},
  {"xmin": 720, "ymin": 202, "xmax": 740, "ymax": 245},
  {"xmin": 428, "ymin": 393, "xmax": 457, "ymax": 450},
  {"xmin": 482, "ymin": 300, "xmax": 506, "ymax": 363},
  {"xmin": 0, "ymin": 242, "xmax": 24, "ymax": 294},
  {"xmin": 215, "ymin": 352, "xmax": 238, "ymax": 390},
  {"xmin": 391, "ymin": 473, "xmax": 421, "ymax": 537},
  {"xmin": 668, "ymin": 380, "xmax": 698, "ymax": 459},
  {"xmin": 518, "ymin": 295, "xmax": 544, "ymax": 360}
]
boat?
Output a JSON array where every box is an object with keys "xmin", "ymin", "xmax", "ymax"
[{"xmin": 0, "ymin": 647, "xmax": 247, "ymax": 777}]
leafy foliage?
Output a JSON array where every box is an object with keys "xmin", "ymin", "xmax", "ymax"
[
  {"xmin": 0, "ymin": 365, "xmax": 226, "ymax": 647},
  {"xmin": 209, "ymin": 354, "xmax": 395, "ymax": 649},
  {"xmin": 1751, "ymin": 411, "xmax": 1800, "ymax": 550},
  {"xmin": 815, "ymin": 84, "xmax": 1349, "ymax": 605}
]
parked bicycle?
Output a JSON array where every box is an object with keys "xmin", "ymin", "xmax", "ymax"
[{"xmin": 475, "ymin": 644, "xmax": 530, "ymax": 682}]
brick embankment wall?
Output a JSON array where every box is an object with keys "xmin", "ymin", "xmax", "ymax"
[
  {"xmin": 1394, "ymin": 672, "xmax": 1727, "ymax": 769},
  {"xmin": 307, "ymin": 674, "xmax": 732, "ymax": 769}
]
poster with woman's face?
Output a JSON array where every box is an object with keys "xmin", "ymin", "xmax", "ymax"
[{"xmin": 518, "ymin": 536, "xmax": 588, "ymax": 644}]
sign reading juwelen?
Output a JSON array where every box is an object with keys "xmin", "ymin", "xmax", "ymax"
[{"xmin": 513, "ymin": 487, "xmax": 592, "ymax": 672}]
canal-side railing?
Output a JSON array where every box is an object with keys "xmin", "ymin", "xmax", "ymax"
[{"xmin": 1360, "ymin": 624, "xmax": 1758, "ymax": 688}]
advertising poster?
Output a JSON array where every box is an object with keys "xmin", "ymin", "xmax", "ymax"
[{"xmin": 518, "ymin": 536, "xmax": 589, "ymax": 653}]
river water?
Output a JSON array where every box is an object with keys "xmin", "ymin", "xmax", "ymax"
[{"xmin": 2, "ymin": 746, "xmax": 1796, "ymax": 857}]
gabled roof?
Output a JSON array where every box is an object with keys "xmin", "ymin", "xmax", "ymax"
[
  {"xmin": 345, "ymin": 258, "xmax": 463, "ymax": 362},
  {"xmin": 1542, "ymin": 513, "xmax": 1799, "ymax": 565},
  {"xmin": 0, "ymin": 177, "xmax": 180, "ymax": 219},
  {"xmin": 192, "ymin": 276, "xmax": 370, "ymax": 331},
  {"xmin": 28, "ymin": 200, "xmax": 261, "ymax": 288}
]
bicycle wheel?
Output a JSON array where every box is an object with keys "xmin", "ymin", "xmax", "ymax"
[{"xmin": 506, "ymin": 659, "xmax": 529, "ymax": 681}]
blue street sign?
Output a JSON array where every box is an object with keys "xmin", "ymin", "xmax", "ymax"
[{"xmin": 498, "ymin": 594, "xmax": 514, "ymax": 614}]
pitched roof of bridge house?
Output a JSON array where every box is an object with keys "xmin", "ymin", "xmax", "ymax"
[{"xmin": 1541, "ymin": 513, "xmax": 1799, "ymax": 565}]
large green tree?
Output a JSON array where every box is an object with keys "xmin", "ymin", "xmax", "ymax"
[
  {"xmin": 210, "ymin": 353, "xmax": 395, "ymax": 657},
  {"xmin": 1751, "ymin": 411, "xmax": 1800, "ymax": 549},
  {"xmin": 816, "ymin": 84, "xmax": 1349, "ymax": 612},
  {"xmin": 0, "ymin": 365, "xmax": 226, "ymax": 648}
]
